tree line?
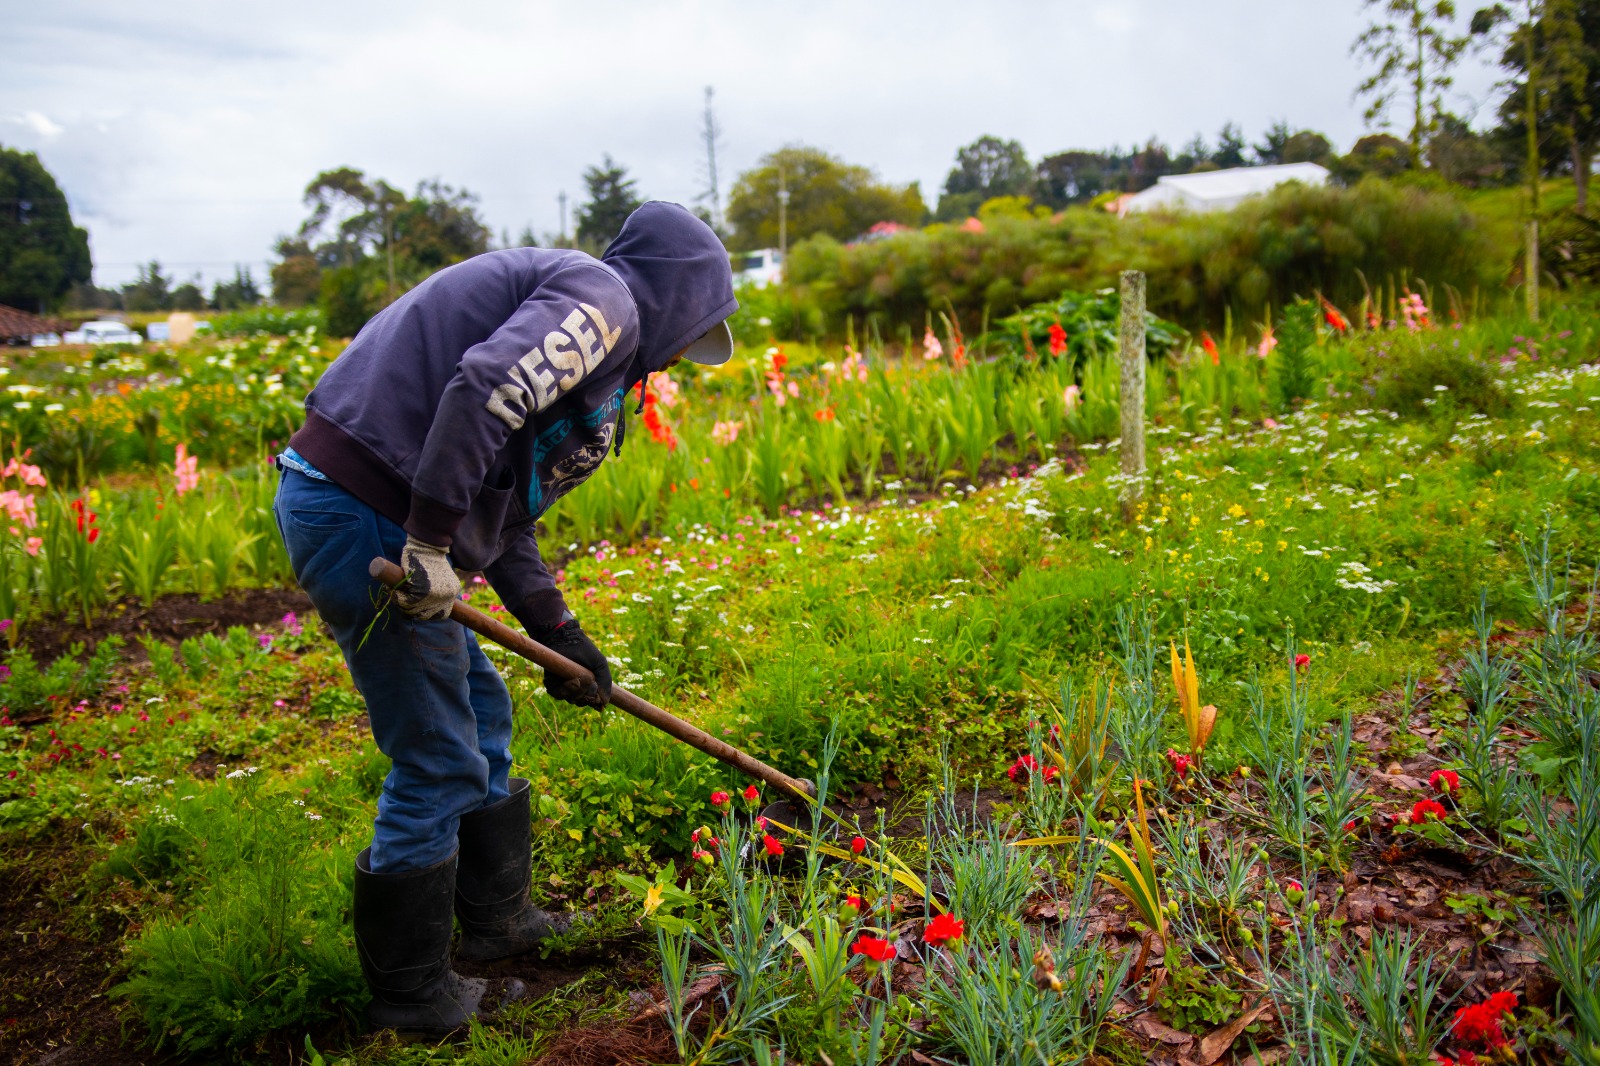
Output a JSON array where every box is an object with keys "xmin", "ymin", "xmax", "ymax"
[{"xmin": 5, "ymin": 0, "xmax": 1600, "ymax": 328}]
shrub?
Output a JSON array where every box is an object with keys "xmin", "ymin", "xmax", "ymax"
[
  {"xmin": 206, "ymin": 306, "xmax": 326, "ymax": 337},
  {"xmin": 1359, "ymin": 334, "xmax": 1510, "ymax": 417},
  {"xmin": 786, "ymin": 178, "xmax": 1499, "ymax": 338}
]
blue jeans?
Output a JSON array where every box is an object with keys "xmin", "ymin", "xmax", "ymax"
[{"xmin": 273, "ymin": 467, "xmax": 513, "ymax": 873}]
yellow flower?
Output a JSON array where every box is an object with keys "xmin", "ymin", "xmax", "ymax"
[
  {"xmin": 1228, "ymin": 504, "xmax": 1246, "ymax": 518},
  {"xmin": 1277, "ymin": 540, "xmax": 1288, "ymax": 552}
]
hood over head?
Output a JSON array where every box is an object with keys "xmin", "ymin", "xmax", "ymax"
[{"xmin": 602, "ymin": 202, "xmax": 738, "ymax": 382}]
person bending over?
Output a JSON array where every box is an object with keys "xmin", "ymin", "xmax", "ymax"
[{"xmin": 275, "ymin": 202, "xmax": 736, "ymax": 1032}]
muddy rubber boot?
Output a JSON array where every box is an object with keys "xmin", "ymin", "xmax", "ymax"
[
  {"xmin": 354, "ymin": 847, "xmax": 525, "ymax": 1034},
  {"xmin": 455, "ymin": 778, "xmax": 581, "ymax": 961}
]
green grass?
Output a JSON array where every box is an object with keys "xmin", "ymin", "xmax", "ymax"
[{"xmin": 1, "ymin": 305, "xmax": 1598, "ymax": 1060}]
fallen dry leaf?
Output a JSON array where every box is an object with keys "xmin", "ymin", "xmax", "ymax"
[
  {"xmin": 1128, "ymin": 1014, "xmax": 1194, "ymax": 1047},
  {"xmin": 1198, "ymin": 997, "xmax": 1272, "ymax": 1065}
]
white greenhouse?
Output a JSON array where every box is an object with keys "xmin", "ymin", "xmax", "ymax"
[{"xmin": 1120, "ymin": 162, "xmax": 1331, "ymax": 216}]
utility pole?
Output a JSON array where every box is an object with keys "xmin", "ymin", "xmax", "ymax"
[
  {"xmin": 558, "ymin": 191, "xmax": 568, "ymax": 248},
  {"xmin": 1119, "ymin": 270, "xmax": 1147, "ymax": 519},
  {"xmin": 777, "ymin": 164, "xmax": 789, "ymax": 263},
  {"xmin": 1523, "ymin": 0, "xmax": 1541, "ymax": 322},
  {"xmin": 701, "ymin": 86, "xmax": 723, "ymax": 231}
]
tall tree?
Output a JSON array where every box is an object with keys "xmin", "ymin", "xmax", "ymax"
[
  {"xmin": 211, "ymin": 266, "xmax": 262, "ymax": 310},
  {"xmin": 1481, "ymin": 0, "xmax": 1598, "ymax": 211},
  {"xmin": 726, "ymin": 145, "xmax": 924, "ymax": 251},
  {"xmin": 575, "ymin": 156, "xmax": 644, "ymax": 250},
  {"xmin": 1353, "ymin": 1, "xmax": 1471, "ymax": 168},
  {"xmin": 1211, "ymin": 122, "xmax": 1249, "ymax": 168},
  {"xmin": 1254, "ymin": 120, "xmax": 1296, "ymax": 164},
  {"xmin": 937, "ymin": 136, "xmax": 1034, "ymax": 219},
  {"xmin": 0, "ymin": 146, "xmax": 91, "ymax": 312},
  {"xmin": 121, "ymin": 261, "xmax": 172, "ymax": 313},
  {"xmin": 270, "ymin": 236, "xmax": 321, "ymax": 307}
]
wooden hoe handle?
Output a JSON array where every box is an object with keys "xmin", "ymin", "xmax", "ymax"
[{"xmin": 368, "ymin": 557, "xmax": 815, "ymax": 801}]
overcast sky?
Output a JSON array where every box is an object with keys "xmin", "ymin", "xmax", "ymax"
[{"xmin": 4, "ymin": 1, "xmax": 1507, "ymax": 290}]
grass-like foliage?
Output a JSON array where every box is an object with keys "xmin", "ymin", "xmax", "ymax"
[{"xmin": 110, "ymin": 768, "xmax": 368, "ymax": 1057}]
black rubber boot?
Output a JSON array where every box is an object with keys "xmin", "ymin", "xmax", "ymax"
[
  {"xmin": 455, "ymin": 778, "xmax": 580, "ymax": 961},
  {"xmin": 354, "ymin": 847, "xmax": 523, "ymax": 1034}
]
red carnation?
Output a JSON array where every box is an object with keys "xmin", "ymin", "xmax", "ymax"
[
  {"xmin": 761, "ymin": 833, "xmax": 784, "ymax": 857},
  {"xmin": 852, "ymin": 935, "xmax": 895, "ymax": 963},
  {"xmin": 1451, "ymin": 991, "xmax": 1517, "ymax": 1047},
  {"xmin": 924, "ymin": 912, "xmax": 965, "ymax": 947},
  {"xmin": 1411, "ymin": 798, "xmax": 1448, "ymax": 824},
  {"xmin": 742, "ymin": 784, "xmax": 761, "ymax": 805},
  {"xmin": 1294, "ymin": 653, "xmax": 1311, "ymax": 671},
  {"xmin": 1166, "ymin": 748, "xmax": 1193, "ymax": 779},
  {"xmin": 1430, "ymin": 769, "xmax": 1460, "ymax": 795},
  {"xmin": 850, "ymin": 835, "xmax": 867, "ymax": 854},
  {"xmin": 710, "ymin": 790, "xmax": 731, "ymax": 810}
]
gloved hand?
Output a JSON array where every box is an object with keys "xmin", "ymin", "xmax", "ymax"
[
  {"xmin": 530, "ymin": 616, "xmax": 612, "ymax": 708},
  {"xmin": 394, "ymin": 535, "xmax": 461, "ymax": 620}
]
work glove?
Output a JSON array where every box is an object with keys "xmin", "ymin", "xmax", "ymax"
[
  {"xmin": 530, "ymin": 616, "xmax": 612, "ymax": 708},
  {"xmin": 394, "ymin": 535, "xmax": 461, "ymax": 620}
]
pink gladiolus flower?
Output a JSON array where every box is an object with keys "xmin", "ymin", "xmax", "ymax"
[
  {"xmin": 24, "ymin": 537, "xmax": 41, "ymax": 556},
  {"xmin": 653, "ymin": 374, "xmax": 681, "ymax": 409},
  {"xmin": 922, "ymin": 329, "xmax": 943, "ymax": 361},
  {"xmin": 1262, "ymin": 417, "xmax": 1279, "ymax": 429},
  {"xmin": 0, "ymin": 490, "xmax": 37, "ymax": 530},
  {"xmin": 712, "ymin": 420, "xmax": 742, "ymax": 446},
  {"xmin": 1063, "ymin": 384, "xmax": 1082, "ymax": 411},
  {"xmin": 1257, "ymin": 326, "xmax": 1277, "ymax": 359},
  {"xmin": 174, "ymin": 444, "xmax": 200, "ymax": 496},
  {"xmin": 2, "ymin": 459, "xmax": 46, "ymax": 487}
]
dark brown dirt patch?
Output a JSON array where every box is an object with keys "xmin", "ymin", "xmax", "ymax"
[
  {"xmin": 17, "ymin": 587, "xmax": 313, "ymax": 665},
  {"xmin": 0, "ymin": 838, "xmax": 171, "ymax": 1066}
]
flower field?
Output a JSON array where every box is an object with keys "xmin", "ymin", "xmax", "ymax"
[{"xmin": 2, "ymin": 297, "xmax": 1599, "ymax": 1065}]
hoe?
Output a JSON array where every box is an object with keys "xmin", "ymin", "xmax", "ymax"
[{"xmin": 369, "ymin": 558, "xmax": 817, "ymax": 831}]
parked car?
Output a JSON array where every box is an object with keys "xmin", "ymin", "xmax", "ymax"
[
  {"xmin": 62, "ymin": 321, "xmax": 142, "ymax": 346},
  {"xmin": 29, "ymin": 332, "xmax": 61, "ymax": 347}
]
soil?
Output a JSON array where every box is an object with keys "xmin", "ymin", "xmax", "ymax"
[
  {"xmin": 0, "ymin": 839, "xmax": 173, "ymax": 1066},
  {"xmin": 17, "ymin": 588, "xmax": 314, "ymax": 666}
]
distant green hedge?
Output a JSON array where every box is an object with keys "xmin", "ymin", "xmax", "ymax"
[
  {"xmin": 785, "ymin": 177, "xmax": 1502, "ymax": 338},
  {"xmin": 207, "ymin": 305, "xmax": 325, "ymax": 337}
]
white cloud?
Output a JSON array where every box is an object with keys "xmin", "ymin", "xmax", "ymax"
[{"xmin": 7, "ymin": 111, "xmax": 65, "ymax": 138}]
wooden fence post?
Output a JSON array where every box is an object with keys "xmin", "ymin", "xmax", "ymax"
[{"xmin": 1119, "ymin": 269, "xmax": 1147, "ymax": 519}]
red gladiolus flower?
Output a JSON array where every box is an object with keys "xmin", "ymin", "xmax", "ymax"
[
  {"xmin": 710, "ymin": 790, "xmax": 731, "ymax": 810},
  {"xmin": 1200, "ymin": 331, "xmax": 1220, "ymax": 366},
  {"xmin": 852, "ymin": 935, "xmax": 896, "ymax": 963},
  {"xmin": 924, "ymin": 913, "xmax": 965, "ymax": 947},
  {"xmin": 1294, "ymin": 653, "xmax": 1311, "ymax": 671},
  {"xmin": 850, "ymin": 835, "xmax": 867, "ymax": 854},
  {"xmin": 1451, "ymin": 991, "xmax": 1517, "ymax": 1047},
  {"xmin": 1430, "ymin": 769, "xmax": 1460, "ymax": 795},
  {"xmin": 1047, "ymin": 322, "xmax": 1068, "ymax": 357},
  {"xmin": 761, "ymin": 833, "xmax": 784, "ymax": 857},
  {"xmin": 1320, "ymin": 297, "xmax": 1350, "ymax": 333},
  {"xmin": 813, "ymin": 406, "xmax": 836, "ymax": 422},
  {"xmin": 1411, "ymin": 798, "xmax": 1448, "ymax": 824}
]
